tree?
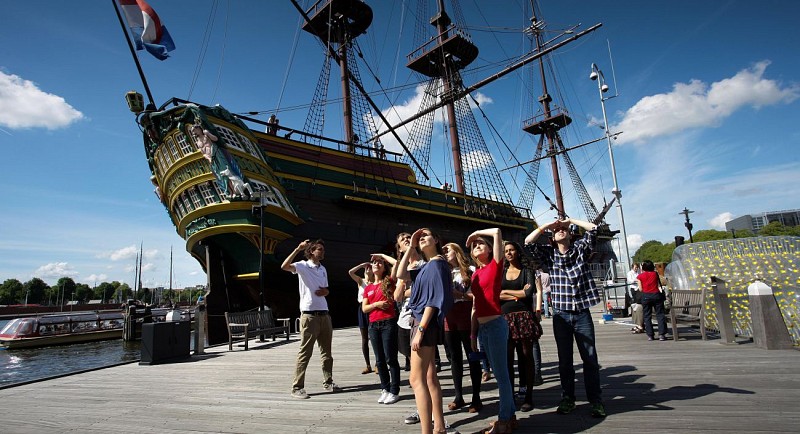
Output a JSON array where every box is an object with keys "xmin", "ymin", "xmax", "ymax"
[
  {"xmin": 94, "ymin": 282, "xmax": 115, "ymax": 302},
  {"xmin": 632, "ymin": 240, "xmax": 674, "ymax": 264},
  {"xmin": 693, "ymin": 229, "xmax": 732, "ymax": 242},
  {"xmin": 75, "ymin": 283, "xmax": 92, "ymax": 303},
  {"xmin": 0, "ymin": 279, "xmax": 24, "ymax": 305},
  {"xmin": 53, "ymin": 277, "xmax": 77, "ymax": 305},
  {"xmin": 113, "ymin": 283, "xmax": 133, "ymax": 303},
  {"xmin": 23, "ymin": 278, "xmax": 49, "ymax": 305},
  {"xmin": 759, "ymin": 221, "xmax": 800, "ymax": 237}
]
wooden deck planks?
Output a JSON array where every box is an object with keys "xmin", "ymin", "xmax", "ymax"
[{"xmin": 2, "ymin": 309, "xmax": 799, "ymax": 433}]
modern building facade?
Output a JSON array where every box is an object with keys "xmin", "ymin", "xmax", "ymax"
[{"xmin": 725, "ymin": 209, "xmax": 800, "ymax": 233}]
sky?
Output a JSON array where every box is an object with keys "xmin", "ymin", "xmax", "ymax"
[{"xmin": 1, "ymin": 0, "xmax": 799, "ymax": 289}]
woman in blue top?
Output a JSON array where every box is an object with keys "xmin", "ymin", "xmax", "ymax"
[{"xmin": 396, "ymin": 228, "xmax": 454, "ymax": 434}]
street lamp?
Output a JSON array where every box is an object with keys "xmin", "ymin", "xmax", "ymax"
[
  {"xmin": 590, "ymin": 62, "xmax": 631, "ymax": 270},
  {"xmin": 679, "ymin": 207, "xmax": 695, "ymax": 243},
  {"xmin": 252, "ymin": 191, "xmax": 269, "ymax": 341}
]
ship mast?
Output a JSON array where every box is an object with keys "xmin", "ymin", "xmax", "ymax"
[
  {"xmin": 522, "ymin": 8, "xmax": 568, "ymax": 218},
  {"xmin": 406, "ymin": 0, "xmax": 478, "ymax": 194}
]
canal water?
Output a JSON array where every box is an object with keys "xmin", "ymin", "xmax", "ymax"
[{"xmin": 0, "ymin": 319, "xmax": 193, "ymax": 387}]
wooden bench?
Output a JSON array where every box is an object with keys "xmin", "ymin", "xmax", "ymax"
[
  {"xmin": 224, "ymin": 309, "xmax": 290, "ymax": 351},
  {"xmin": 668, "ymin": 287, "xmax": 708, "ymax": 341}
]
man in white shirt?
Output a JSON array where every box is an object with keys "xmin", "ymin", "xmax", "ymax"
[
  {"xmin": 627, "ymin": 263, "xmax": 644, "ymax": 333},
  {"xmin": 281, "ymin": 239, "xmax": 338, "ymax": 399}
]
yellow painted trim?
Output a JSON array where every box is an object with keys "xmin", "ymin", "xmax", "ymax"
[
  {"xmin": 185, "ymin": 223, "xmax": 292, "ymax": 253},
  {"xmin": 178, "ymin": 201, "xmax": 303, "ymax": 236},
  {"xmin": 343, "ymin": 195, "xmax": 530, "ymax": 230}
]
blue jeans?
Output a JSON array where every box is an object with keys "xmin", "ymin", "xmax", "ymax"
[
  {"xmin": 543, "ymin": 293, "xmax": 551, "ymax": 317},
  {"xmin": 478, "ymin": 316, "xmax": 515, "ymax": 421},
  {"xmin": 369, "ymin": 319, "xmax": 400, "ymax": 395},
  {"xmin": 552, "ymin": 309, "xmax": 602, "ymax": 404}
]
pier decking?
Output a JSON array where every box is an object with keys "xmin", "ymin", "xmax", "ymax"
[{"xmin": 2, "ymin": 308, "xmax": 799, "ymax": 433}]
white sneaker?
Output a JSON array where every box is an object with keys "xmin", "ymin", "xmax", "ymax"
[
  {"xmin": 378, "ymin": 390, "xmax": 389, "ymax": 403},
  {"xmin": 404, "ymin": 411, "xmax": 420, "ymax": 424},
  {"xmin": 383, "ymin": 392, "xmax": 399, "ymax": 405},
  {"xmin": 322, "ymin": 382, "xmax": 340, "ymax": 393},
  {"xmin": 290, "ymin": 388, "xmax": 309, "ymax": 399}
]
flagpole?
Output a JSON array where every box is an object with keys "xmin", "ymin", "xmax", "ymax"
[{"xmin": 111, "ymin": 0, "xmax": 156, "ymax": 109}]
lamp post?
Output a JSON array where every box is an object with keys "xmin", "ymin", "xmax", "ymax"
[
  {"xmin": 252, "ymin": 192, "xmax": 268, "ymax": 341},
  {"xmin": 679, "ymin": 207, "xmax": 695, "ymax": 243},
  {"xmin": 590, "ymin": 63, "xmax": 631, "ymax": 270}
]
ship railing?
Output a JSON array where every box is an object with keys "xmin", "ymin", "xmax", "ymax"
[{"xmin": 406, "ymin": 24, "xmax": 472, "ymax": 62}]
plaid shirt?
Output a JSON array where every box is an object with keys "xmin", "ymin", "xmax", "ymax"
[{"xmin": 524, "ymin": 229, "xmax": 601, "ymax": 312}]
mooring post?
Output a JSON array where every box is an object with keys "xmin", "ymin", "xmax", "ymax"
[
  {"xmin": 710, "ymin": 276, "xmax": 736, "ymax": 344},
  {"xmin": 747, "ymin": 280, "xmax": 793, "ymax": 350}
]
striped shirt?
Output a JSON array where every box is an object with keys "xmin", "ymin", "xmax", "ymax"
[{"xmin": 524, "ymin": 229, "xmax": 601, "ymax": 312}]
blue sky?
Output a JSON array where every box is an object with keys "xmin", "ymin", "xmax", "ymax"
[{"xmin": 1, "ymin": 0, "xmax": 798, "ymax": 289}]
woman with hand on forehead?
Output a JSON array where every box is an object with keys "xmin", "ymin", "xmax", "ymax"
[
  {"xmin": 361, "ymin": 253, "xmax": 401, "ymax": 405},
  {"xmin": 467, "ymin": 228, "xmax": 516, "ymax": 434},
  {"xmin": 396, "ymin": 228, "xmax": 454, "ymax": 434}
]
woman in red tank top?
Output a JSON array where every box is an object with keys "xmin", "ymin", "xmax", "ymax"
[{"xmin": 636, "ymin": 260, "xmax": 668, "ymax": 341}]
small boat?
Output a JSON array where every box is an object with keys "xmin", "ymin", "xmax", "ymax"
[{"xmin": 0, "ymin": 311, "xmax": 124, "ymax": 350}]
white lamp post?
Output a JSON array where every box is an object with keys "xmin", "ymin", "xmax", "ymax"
[{"xmin": 590, "ymin": 63, "xmax": 631, "ymax": 270}]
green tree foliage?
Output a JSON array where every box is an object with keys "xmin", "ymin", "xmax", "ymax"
[
  {"xmin": 758, "ymin": 221, "xmax": 800, "ymax": 236},
  {"xmin": 0, "ymin": 279, "xmax": 24, "ymax": 304},
  {"xmin": 75, "ymin": 283, "xmax": 92, "ymax": 303},
  {"xmin": 23, "ymin": 278, "xmax": 49, "ymax": 305},
  {"xmin": 94, "ymin": 282, "xmax": 116, "ymax": 302},
  {"xmin": 53, "ymin": 277, "xmax": 77, "ymax": 305},
  {"xmin": 632, "ymin": 240, "xmax": 674, "ymax": 264},
  {"xmin": 113, "ymin": 283, "xmax": 133, "ymax": 303}
]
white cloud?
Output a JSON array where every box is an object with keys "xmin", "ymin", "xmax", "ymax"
[
  {"xmin": 33, "ymin": 262, "xmax": 79, "ymax": 280},
  {"xmin": 0, "ymin": 71, "xmax": 84, "ymax": 129},
  {"xmin": 709, "ymin": 212, "xmax": 734, "ymax": 229},
  {"xmin": 627, "ymin": 233, "xmax": 645, "ymax": 253},
  {"xmin": 104, "ymin": 245, "xmax": 139, "ymax": 261},
  {"xmin": 613, "ymin": 61, "xmax": 800, "ymax": 145},
  {"xmin": 85, "ymin": 273, "xmax": 108, "ymax": 282}
]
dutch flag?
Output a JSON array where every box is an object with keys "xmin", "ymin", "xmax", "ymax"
[{"xmin": 120, "ymin": 0, "xmax": 176, "ymax": 60}]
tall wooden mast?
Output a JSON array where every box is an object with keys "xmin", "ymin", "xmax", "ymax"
[{"xmin": 406, "ymin": 0, "xmax": 478, "ymax": 194}]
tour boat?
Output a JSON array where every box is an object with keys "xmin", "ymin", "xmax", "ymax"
[{"xmin": 0, "ymin": 311, "xmax": 125, "ymax": 350}]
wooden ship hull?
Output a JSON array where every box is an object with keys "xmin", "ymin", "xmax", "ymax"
[{"xmin": 138, "ymin": 102, "xmax": 535, "ymax": 344}]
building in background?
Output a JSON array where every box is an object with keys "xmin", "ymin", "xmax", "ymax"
[{"xmin": 726, "ymin": 209, "xmax": 800, "ymax": 233}]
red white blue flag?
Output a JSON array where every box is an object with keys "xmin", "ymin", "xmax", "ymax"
[{"xmin": 119, "ymin": 0, "xmax": 175, "ymax": 60}]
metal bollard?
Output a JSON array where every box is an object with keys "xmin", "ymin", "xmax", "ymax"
[{"xmin": 747, "ymin": 280, "xmax": 793, "ymax": 350}]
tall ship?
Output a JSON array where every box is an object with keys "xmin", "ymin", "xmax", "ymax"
[{"xmin": 123, "ymin": 0, "xmax": 619, "ymax": 344}]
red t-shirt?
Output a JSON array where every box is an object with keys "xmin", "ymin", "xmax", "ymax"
[
  {"xmin": 363, "ymin": 282, "xmax": 397, "ymax": 322},
  {"xmin": 471, "ymin": 259, "xmax": 502, "ymax": 318},
  {"xmin": 638, "ymin": 271, "xmax": 660, "ymax": 294}
]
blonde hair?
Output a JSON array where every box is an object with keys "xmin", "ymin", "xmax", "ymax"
[{"xmin": 444, "ymin": 242, "xmax": 472, "ymax": 285}]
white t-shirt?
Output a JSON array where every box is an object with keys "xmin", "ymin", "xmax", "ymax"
[{"xmin": 292, "ymin": 260, "xmax": 329, "ymax": 311}]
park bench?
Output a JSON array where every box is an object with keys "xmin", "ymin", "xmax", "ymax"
[
  {"xmin": 224, "ymin": 309, "xmax": 291, "ymax": 351},
  {"xmin": 668, "ymin": 286, "xmax": 708, "ymax": 341}
]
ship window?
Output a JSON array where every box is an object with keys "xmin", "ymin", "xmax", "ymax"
[
  {"xmin": 188, "ymin": 186, "xmax": 204, "ymax": 208},
  {"xmin": 162, "ymin": 145, "xmax": 173, "ymax": 167},
  {"xmin": 212, "ymin": 180, "xmax": 225, "ymax": 198},
  {"xmin": 166, "ymin": 137, "xmax": 181, "ymax": 162},
  {"xmin": 216, "ymin": 126, "xmax": 244, "ymax": 152},
  {"xmin": 181, "ymin": 192, "xmax": 193, "ymax": 213},
  {"xmin": 176, "ymin": 132, "xmax": 193, "ymax": 156},
  {"xmin": 238, "ymin": 133, "xmax": 258, "ymax": 156},
  {"xmin": 198, "ymin": 182, "xmax": 217, "ymax": 204}
]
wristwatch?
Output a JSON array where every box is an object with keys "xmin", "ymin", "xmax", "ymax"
[{"xmin": 417, "ymin": 324, "xmax": 426, "ymax": 333}]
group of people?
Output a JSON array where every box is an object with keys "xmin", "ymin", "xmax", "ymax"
[
  {"xmin": 627, "ymin": 260, "xmax": 669, "ymax": 341},
  {"xmin": 280, "ymin": 217, "xmax": 608, "ymax": 434}
]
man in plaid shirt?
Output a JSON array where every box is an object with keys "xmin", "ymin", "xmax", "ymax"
[{"xmin": 524, "ymin": 218, "xmax": 606, "ymax": 418}]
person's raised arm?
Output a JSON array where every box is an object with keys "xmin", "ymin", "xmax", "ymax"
[
  {"xmin": 525, "ymin": 219, "xmax": 560, "ymax": 244},
  {"xmin": 566, "ymin": 217, "xmax": 597, "ymax": 232},
  {"xmin": 348, "ymin": 262, "xmax": 369, "ymax": 286},
  {"xmin": 395, "ymin": 229, "xmax": 423, "ymax": 282},
  {"xmin": 466, "ymin": 228, "xmax": 503, "ymax": 266},
  {"xmin": 281, "ymin": 239, "xmax": 309, "ymax": 273}
]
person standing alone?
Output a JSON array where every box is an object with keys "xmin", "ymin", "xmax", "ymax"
[{"xmin": 281, "ymin": 239, "xmax": 339, "ymax": 399}]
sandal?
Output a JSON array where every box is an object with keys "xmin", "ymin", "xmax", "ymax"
[
  {"xmin": 484, "ymin": 420, "xmax": 513, "ymax": 434},
  {"xmin": 482, "ymin": 371, "xmax": 492, "ymax": 382},
  {"xmin": 468, "ymin": 401, "xmax": 483, "ymax": 413},
  {"xmin": 361, "ymin": 366, "xmax": 373, "ymax": 374},
  {"xmin": 448, "ymin": 399, "xmax": 466, "ymax": 411}
]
